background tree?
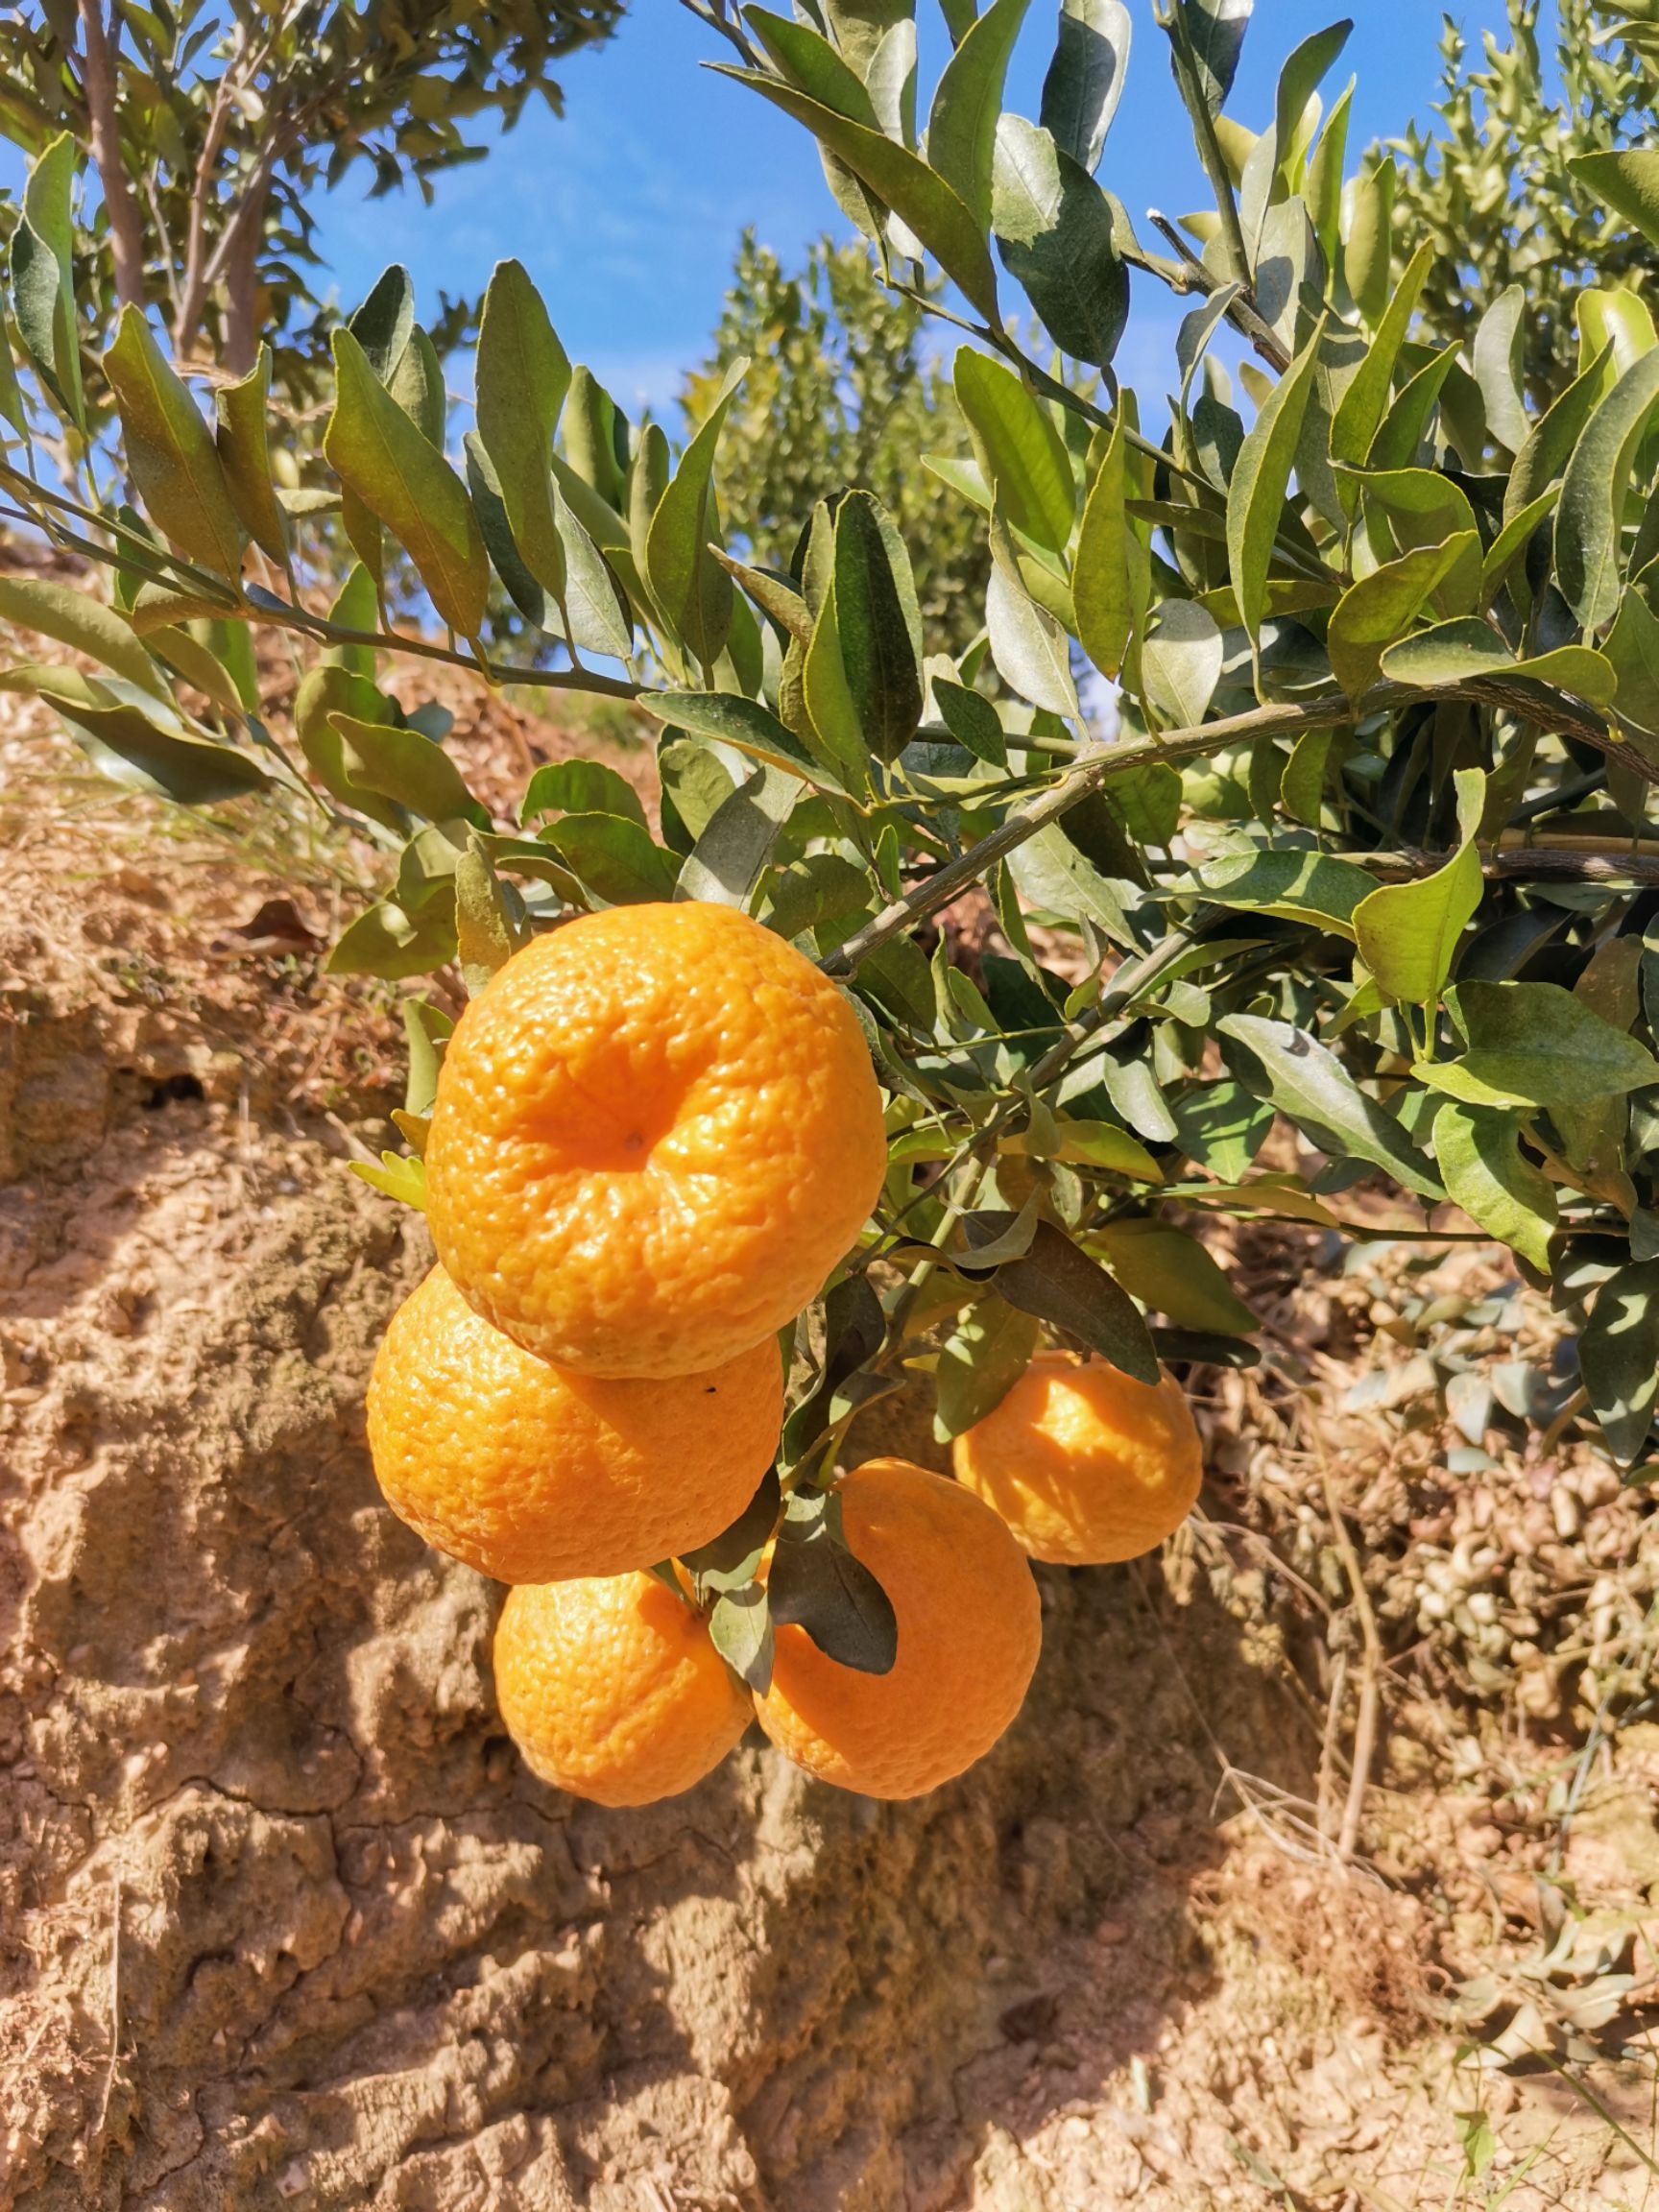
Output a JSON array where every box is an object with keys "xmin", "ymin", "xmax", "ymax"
[
  {"xmin": 685, "ymin": 232, "xmax": 989, "ymax": 655},
  {"xmin": 0, "ymin": 0, "xmax": 625, "ymax": 384},
  {"xmin": 1383, "ymin": 0, "xmax": 1659, "ymax": 407}
]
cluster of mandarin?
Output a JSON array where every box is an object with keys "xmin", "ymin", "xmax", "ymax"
[{"xmin": 369, "ymin": 902, "xmax": 1202, "ymax": 1807}]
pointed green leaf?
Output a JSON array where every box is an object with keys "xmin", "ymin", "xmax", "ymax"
[
  {"xmin": 933, "ymin": 1295, "xmax": 1042, "ymax": 1440},
  {"xmin": 987, "ymin": 512, "xmax": 1079, "ymax": 714},
  {"xmin": 1330, "ymin": 237, "xmax": 1433, "ymax": 479},
  {"xmin": 1091, "ymin": 1219, "xmax": 1257, "ymax": 1335},
  {"xmin": 1041, "ymin": 0, "xmax": 1131, "ymax": 173},
  {"xmin": 646, "ymin": 359, "xmax": 745, "ymax": 673},
  {"xmin": 927, "ymin": 0, "xmax": 1034, "ymax": 230},
  {"xmin": 1326, "ymin": 534, "xmax": 1479, "ymax": 703},
  {"xmin": 325, "ymin": 327, "xmax": 489, "ymax": 639},
  {"xmin": 476, "ymin": 259, "xmax": 571, "ymax": 604},
  {"xmin": 711, "ymin": 67, "xmax": 1000, "ymax": 324},
  {"xmin": 678, "ymin": 764, "xmax": 797, "ymax": 907},
  {"xmin": 992, "ymin": 117, "xmax": 1128, "ymax": 369},
  {"xmin": 746, "ymin": 9, "xmax": 880, "ymax": 120},
  {"xmin": 1569, "ymin": 150, "xmax": 1659, "ymax": 254},
  {"xmin": 954, "ymin": 347, "xmax": 1076, "ymax": 557},
  {"xmin": 1176, "ymin": 0, "xmax": 1253, "ymax": 112},
  {"xmin": 12, "ymin": 132, "xmax": 83, "ymax": 425},
  {"xmin": 644, "ymin": 689, "xmax": 852, "ymax": 798},
  {"xmin": 0, "ymin": 576, "xmax": 168, "ymax": 698},
  {"xmin": 1194, "ymin": 848, "xmax": 1374, "ymax": 937},
  {"xmin": 50, "ymin": 695, "xmax": 270, "ymax": 805},
  {"xmin": 327, "ymin": 710, "xmax": 487, "ymax": 828},
  {"xmin": 832, "ymin": 489, "xmax": 924, "ymax": 762},
  {"xmin": 455, "ymin": 833, "xmax": 525, "ymax": 994},
  {"xmin": 1432, "ymin": 1100, "xmax": 1556, "ymax": 1275},
  {"xmin": 520, "ymin": 757, "xmax": 647, "ymax": 828},
  {"xmin": 1505, "ymin": 341, "xmax": 1615, "ymax": 526},
  {"xmin": 214, "ymin": 345, "xmax": 288, "ymax": 565},
  {"xmin": 328, "ymin": 899, "xmax": 457, "ymax": 982},
  {"xmin": 1072, "ymin": 416, "xmax": 1132, "ymax": 678},
  {"xmin": 1220, "ymin": 1014, "xmax": 1442, "ymax": 1198},
  {"xmin": 963, "ymin": 1214, "xmax": 1160, "ymax": 1382},
  {"xmin": 540, "ymin": 813, "xmax": 680, "ymax": 904},
  {"xmin": 1580, "ymin": 1262, "xmax": 1659, "ymax": 1468},
  {"xmin": 1353, "ymin": 839, "xmax": 1482, "ymax": 1011},
  {"xmin": 1556, "ymin": 349, "xmax": 1659, "ymax": 633},
  {"xmin": 1419, "ymin": 980, "xmax": 1659, "ymax": 1111},
  {"xmin": 105, "ymin": 307, "xmax": 244, "ymax": 577},
  {"xmin": 1380, "ymin": 619, "xmax": 1618, "ymax": 708},
  {"xmin": 1226, "ymin": 316, "xmax": 1325, "ymax": 642}
]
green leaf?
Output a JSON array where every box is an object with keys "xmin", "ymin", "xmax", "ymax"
[
  {"xmin": 1606, "ymin": 585, "xmax": 1659, "ymax": 735},
  {"xmin": 1473, "ymin": 284, "xmax": 1529, "ymax": 456},
  {"xmin": 644, "ymin": 689, "xmax": 851, "ymax": 798},
  {"xmin": 1432, "ymin": 1100, "xmax": 1556, "ymax": 1275},
  {"xmin": 1326, "ymin": 534, "xmax": 1480, "ymax": 703},
  {"xmin": 1270, "ymin": 20, "xmax": 1351, "ymax": 186},
  {"xmin": 454, "ymin": 833, "xmax": 525, "ymax": 994},
  {"xmin": 328, "ymin": 899, "xmax": 457, "ymax": 981},
  {"xmin": 214, "ymin": 346, "xmax": 288, "ymax": 565},
  {"xmin": 646, "ymin": 358, "xmax": 745, "ymax": 673},
  {"xmin": 105, "ymin": 307, "xmax": 244, "ymax": 577},
  {"xmin": 1176, "ymin": 0, "xmax": 1253, "ymax": 112},
  {"xmin": 0, "ymin": 576, "xmax": 168, "ymax": 699},
  {"xmin": 348, "ymin": 265, "xmax": 416, "ymax": 384},
  {"xmin": 832, "ymin": 489, "xmax": 924, "ymax": 762},
  {"xmin": 326, "ymin": 710, "xmax": 487, "ymax": 828},
  {"xmin": 991, "ymin": 118, "xmax": 1127, "ymax": 370},
  {"xmin": 1142, "ymin": 598, "xmax": 1222, "ymax": 728},
  {"xmin": 708, "ymin": 1586, "xmax": 775, "ymax": 1691},
  {"xmin": 1003, "ymin": 1117, "xmax": 1163, "ymax": 1180},
  {"xmin": 1569, "ymin": 150, "xmax": 1659, "ymax": 254},
  {"xmin": 12, "ymin": 132, "xmax": 83, "ymax": 425},
  {"xmin": 1380, "ymin": 620, "xmax": 1618, "ymax": 708},
  {"xmin": 677, "ymin": 764, "xmax": 797, "ymax": 907},
  {"xmin": 746, "ymin": 9, "xmax": 880, "ymax": 120},
  {"xmin": 52, "ymin": 696, "xmax": 270, "ymax": 805},
  {"xmin": 767, "ymin": 852, "xmax": 876, "ymax": 939},
  {"xmin": 402, "ymin": 1000, "xmax": 453, "ymax": 1119},
  {"xmin": 1344, "ymin": 156, "xmax": 1397, "ymax": 329},
  {"xmin": 927, "ymin": 0, "xmax": 1033, "ymax": 230},
  {"xmin": 962, "ymin": 1214, "xmax": 1160, "ymax": 1382},
  {"xmin": 1353, "ymin": 839, "xmax": 1482, "ymax": 1012},
  {"xmin": 934, "ymin": 677, "xmax": 1008, "ymax": 763},
  {"xmin": 1168, "ymin": 1078, "xmax": 1273, "ymax": 1179},
  {"xmin": 294, "ymin": 664, "xmax": 405, "ymax": 831},
  {"xmin": 540, "ymin": 813, "xmax": 680, "ymax": 905},
  {"xmin": 349, "ymin": 1152, "xmax": 429, "ymax": 1211},
  {"xmin": 1226, "ymin": 316, "xmax": 1325, "ymax": 643},
  {"xmin": 987, "ymin": 512, "xmax": 1078, "ymax": 715},
  {"xmin": 1505, "ymin": 341, "xmax": 1614, "ymax": 527},
  {"xmin": 933, "ymin": 1295, "xmax": 1042, "ymax": 1440},
  {"xmin": 1072, "ymin": 416, "xmax": 1132, "ymax": 678},
  {"xmin": 475, "ymin": 258, "xmax": 571, "ymax": 605},
  {"xmin": 1580, "ymin": 1262, "xmax": 1659, "ymax": 1468},
  {"xmin": 712, "ymin": 68, "xmax": 1000, "ymax": 325},
  {"xmin": 520, "ymin": 757, "xmax": 647, "ymax": 828},
  {"xmin": 1419, "ymin": 979, "xmax": 1659, "ymax": 1111},
  {"xmin": 1219, "ymin": 1014, "xmax": 1442, "ymax": 1198},
  {"xmin": 954, "ymin": 348, "xmax": 1075, "ymax": 558},
  {"xmin": 325, "ymin": 329, "xmax": 488, "ymax": 639},
  {"xmin": 1193, "ymin": 848, "xmax": 1374, "ymax": 937},
  {"xmin": 1555, "ymin": 349, "xmax": 1659, "ymax": 634},
  {"xmin": 1090, "ymin": 1219, "xmax": 1256, "ymax": 1335},
  {"xmin": 1041, "ymin": 0, "xmax": 1131, "ymax": 173},
  {"xmin": 1330, "ymin": 237, "xmax": 1433, "ymax": 479},
  {"xmin": 767, "ymin": 1506, "xmax": 897, "ymax": 1675},
  {"xmin": 1007, "ymin": 822, "xmax": 1134, "ymax": 942}
]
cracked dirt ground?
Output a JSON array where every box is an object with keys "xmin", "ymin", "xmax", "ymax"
[{"xmin": 3, "ymin": 709, "xmax": 1657, "ymax": 2210}]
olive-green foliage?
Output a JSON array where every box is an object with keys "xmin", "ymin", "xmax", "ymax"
[
  {"xmin": 1386, "ymin": 0, "xmax": 1659, "ymax": 408},
  {"xmin": 685, "ymin": 232, "xmax": 988, "ymax": 656},
  {"xmin": 0, "ymin": 1, "xmax": 624, "ymax": 390}
]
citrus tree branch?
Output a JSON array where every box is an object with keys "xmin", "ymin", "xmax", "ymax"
[
  {"xmin": 820, "ymin": 679, "xmax": 1642, "ymax": 981},
  {"xmin": 76, "ymin": 0, "xmax": 147, "ymax": 312}
]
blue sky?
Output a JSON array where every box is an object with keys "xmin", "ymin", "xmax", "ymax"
[{"xmin": 301, "ymin": 0, "xmax": 1521, "ymax": 417}]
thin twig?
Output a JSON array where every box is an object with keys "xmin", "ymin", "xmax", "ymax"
[{"xmin": 1316, "ymin": 1439, "xmax": 1383, "ymax": 1863}]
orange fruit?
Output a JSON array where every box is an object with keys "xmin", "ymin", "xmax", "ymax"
[
  {"xmin": 755, "ymin": 1458, "xmax": 1041, "ymax": 1799},
  {"xmin": 367, "ymin": 1266, "xmax": 782, "ymax": 1584},
  {"xmin": 422, "ymin": 902, "xmax": 888, "ymax": 1379},
  {"xmin": 951, "ymin": 1350, "xmax": 1203, "ymax": 1565},
  {"xmin": 493, "ymin": 1571, "xmax": 751, "ymax": 1805}
]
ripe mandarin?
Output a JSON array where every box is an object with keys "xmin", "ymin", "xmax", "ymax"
[
  {"xmin": 423, "ymin": 902, "xmax": 888, "ymax": 1378},
  {"xmin": 367, "ymin": 1266, "xmax": 782, "ymax": 1583},
  {"xmin": 755, "ymin": 1458, "xmax": 1041, "ymax": 1799},
  {"xmin": 951, "ymin": 1350, "xmax": 1203, "ymax": 1565},
  {"xmin": 494, "ymin": 1571, "xmax": 752, "ymax": 1806}
]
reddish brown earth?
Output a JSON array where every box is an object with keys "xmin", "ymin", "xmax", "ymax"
[{"xmin": 3, "ymin": 691, "xmax": 1657, "ymax": 2210}]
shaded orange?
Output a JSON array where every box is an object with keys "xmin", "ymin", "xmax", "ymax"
[
  {"xmin": 367, "ymin": 1266, "xmax": 782, "ymax": 1583},
  {"xmin": 493, "ymin": 1572, "xmax": 752, "ymax": 1806},
  {"xmin": 422, "ymin": 902, "xmax": 888, "ymax": 1378},
  {"xmin": 755, "ymin": 1459, "xmax": 1041, "ymax": 1799},
  {"xmin": 952, "ymin": 1351, "xmax": 1202, "ymax": 1565}
]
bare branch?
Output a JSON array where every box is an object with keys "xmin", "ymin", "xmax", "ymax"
[{"xmin": 76, "ymin": 0, "xmax": 147, "ymax": 311}]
